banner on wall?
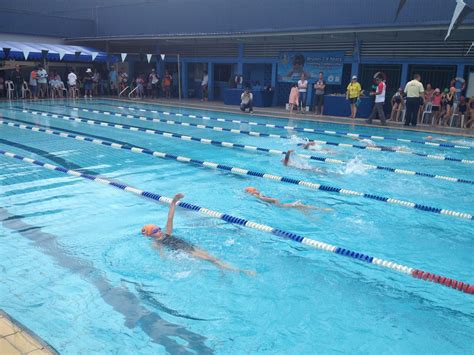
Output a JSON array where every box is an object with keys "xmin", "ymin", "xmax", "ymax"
[{"xmin": 277, "ymin": 51, "xmax": 344, "ymax": 84}]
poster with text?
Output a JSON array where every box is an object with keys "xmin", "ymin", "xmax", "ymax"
[{"xmin": 277, "ymin": 51, "xmax": 344, "ymax": 84}]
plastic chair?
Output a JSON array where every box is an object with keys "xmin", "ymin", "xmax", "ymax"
[
  {"xmin": 6, "ymin": 81, "xmax": 15, "ymax": 100},
  {"xmin": 422, "ymin": 103, "xmax": 432, "ymax": 124},
  {"xmin": 21, "ymin": 82, "xmax": 31, "ymax": 99},
  {"xmin": 448, "ymin": 103, "xmax": 459, "ymax": 127}
]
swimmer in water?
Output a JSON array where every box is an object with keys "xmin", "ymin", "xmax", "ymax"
[
  {"xmin": 424, "ymin": 135, "xmax": 448, "ymax": 142},
  {"xmin": 297, "ymin": 141, "xmax": 335, "ymax": 154},
  {"xmin": 142, "ymin": 193, "xmax": 254, "ymax": 275},
  {"xmin": 283, "ymin": 150, "xmax": 327, "ymax": 173},
  {"xmin": 245, "ymin": 187, "xmax": 332, "ymax": 211}
]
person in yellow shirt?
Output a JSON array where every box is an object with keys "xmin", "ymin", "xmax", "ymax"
[{"xmin": 346, "ymin": 76, "xmax": 362, "ymax": 119}]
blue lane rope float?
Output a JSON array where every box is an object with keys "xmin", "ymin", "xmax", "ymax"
[
  {"xmin": 0, "ymin": 148, "xmax": 472, "ymax": 295},
  {"xmin": 2, "ymin": 118, "xmax": 473, "ymax": 222},
  {"xmin": 14, "ymin": 106, "xmax": 474, "ymax": 166},
  {"xmin": 33, "ymin": 100, "xmax": 474, "ymax": 150},
  {"xmin": 6, "ymin": 109, "xmax": 473, "ymax": 186}
]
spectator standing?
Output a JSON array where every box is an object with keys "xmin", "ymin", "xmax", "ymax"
[
  {"xmin": 68, "ymin": 68, "xmax": 77, "ymax": 99},
  {"xmin": 136, "ymin": 74, "xmax": 145, "ymax": 98},
  {"xmin": 11, "ymin": 65, "xmax": 23, "ymax": 99},
  {"xmin": 201, "ymin": 70, "xmax": 209, "ymax": 101},
  {"xmin": 313, "ymin": 72, "xmax": 326, "ymax": 115},
  {"xmin": 29, "ymin": 68, "xmax": 38, "ymax": 99},
  {"xmin": 346, "ymin": 76, "xmax": 362, "ymax": 119},
  {"xmin": 240, "ymin": 88, "xmax": 253, "ymax": 113},
  {"xmin": 403, "ymin": 74, "xmax": 424, "ymax": 126},
  {"xmin": 36, "ymin": 65, "xmax": 48, "ymax": 98},
  {"xmin": 162, "ymin": 71, "xmax": 172, "ymax": 98},
  {"xmin": 148, "ymin": 69, "xmax": 160, "ymax": 98},
  {"xmin": 430, "ymin": 88, "xmax": 442, "ymax": 125},
  {"xmin": 92, "ymin": 70, "xmax": 100, "ymax": 96},
  {"xmin": 297, "ymin": 74, "xmax": 308, "ymax": 113},
  {"xmin": 366, "ymin": 75, "xmax": 387, "ymax": 125},
  {"xmin": 109, "ymin": 67, "xmax": 118, "ymax": 95},
  {"xmin": 419, "ymin": 83, "xmax": 434, "ymax": 123},
  {"xmin": 83, "ymin": 68, "xmax": 93, "ymax": 98},
  {"xmin": 288, "ymin": 83, "xmax": 299, "ymax": 114}
]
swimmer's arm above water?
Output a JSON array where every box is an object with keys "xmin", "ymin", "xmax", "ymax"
[
  {"xmin": 165, "ymin": 193, "xmax": 184, "ymax": 236},
  {"xmin": 283, "ymin": 150, "xmax": 294, "ymax": 166},
  {"xmin": 254, "ymin": 193, "xmax": 280, "ymax": 204}
]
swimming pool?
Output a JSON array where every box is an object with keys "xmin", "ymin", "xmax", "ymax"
[{"xmin": 0, "ymin": 98, "xmax": 473, "ymax": 353}]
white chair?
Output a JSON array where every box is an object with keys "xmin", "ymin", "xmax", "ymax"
[
  {"xmin": 422, "ymin": 103, "xmax": 432, "ymax": 124},
  {"xmin": 6, "ymin": 81, "xmax": 15, "ymax": 100},
  {"xmin": 448, "ymin": 103, "xmax": 459, "ymax": 127},
  {"xmin": 22, "ymin": 82, "xmax": 31, "ymax": 99}
]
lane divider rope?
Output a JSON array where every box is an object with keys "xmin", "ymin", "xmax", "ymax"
[
  {"xmin": 33, "ymin": 100, "xmax": 474, "ymax": 150},
  {"xmin": 2, "ymin": 117, "xmax": 473, "ymax": 222},
  {"xmin": 14, "ymin": 105, "xmax": 473, "ymax": 165},
  {"xmin": 111, "ymin": 102, "xmax": 472, "ymax": 150},
  {"xmin": 0, "ymin": 148, "xmax": 472, "ymax": 295},
  {"xmin": 7, "ymin": 108, "xmax": 473, "ymax": 186}
]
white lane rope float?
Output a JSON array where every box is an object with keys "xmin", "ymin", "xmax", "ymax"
[
  {"xmin": 2, "ymin": 117, "xmax": 473, "ymax": 222},
  {"xmin": 0, "ymin": 148, "xmax": 472, "ymax": 295},
  {"xmin": 5, "ymin": 110, "xmax": 473, "ymax": 187},
  {"xmin": 14, "ymin": 106, "xmax": 474, "ymax": 166}
]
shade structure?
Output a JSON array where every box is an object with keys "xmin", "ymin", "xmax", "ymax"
[{"xmin": 0, "ymin": 41, "xmax": 115, "ymax": 62}]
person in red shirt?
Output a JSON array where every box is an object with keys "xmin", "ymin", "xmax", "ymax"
[{"xmin": 162, "ymin": 70, "xmax": 172, "ymax": 98}]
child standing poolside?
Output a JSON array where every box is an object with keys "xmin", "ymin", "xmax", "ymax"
[{"xmin": 289, "ymin": 83, "xmax": 299, "ymax": 114}]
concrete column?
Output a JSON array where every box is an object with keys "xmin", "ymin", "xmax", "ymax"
[
  {"xmin": 400, "ymin": 63, "xmax": 409, "ymax": 87},
  {"xmin": 208, "ymin": 62, "xmax": 214, "ymax": 100},
  {"xmin": 182, "ymin": 60, "xmax": 188, "ymax": 99}
]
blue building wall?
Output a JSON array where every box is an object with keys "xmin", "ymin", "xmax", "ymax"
[{"xmin": 94, "ymin": 0, "xmax": 474, "ymax": 37}]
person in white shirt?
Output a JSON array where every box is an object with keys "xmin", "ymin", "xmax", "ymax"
[
  {"xmin": 240, "ymin": 88, "xmax": 253, "ymax": 113},
  {"xmin": 201, "ymin": 70, "xmax": 209, "ymax": 101},
  {"xmin": 68, "ymin": 69, "xmax": 78, "ymax": 99},
  {"xmin": 297, "ymin": 74, "xmax": 308, "ymax": 113},
  {"xmin": 366, "ymin": 75, "xmax": 387, "ymax": 125},
  {"xmin": 36, "ymin": 65, "xmax": 48, "ymax": 98}
]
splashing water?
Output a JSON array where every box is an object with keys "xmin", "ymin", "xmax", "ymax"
[{"xmin": 340, "ymin": 157, "xmax": 370, "ymax": 175}]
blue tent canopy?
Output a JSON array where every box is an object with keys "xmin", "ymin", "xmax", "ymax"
[{"xmin": 0, "ymin": 41, "xmax": 115, "ymax": 62}]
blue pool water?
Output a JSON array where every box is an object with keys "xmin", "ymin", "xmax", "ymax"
[{"xmin": 0, "ymin": 98, "xmax": 473, "ymax": 354}]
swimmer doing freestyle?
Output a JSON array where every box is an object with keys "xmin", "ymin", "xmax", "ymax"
[
  {"xmin": 283, "ymin": 150, "xmax": 327, "ymax": 173},
  {"xmin": 245, "ymin": 187, "xmax": 332, "ymax": 211},
  {"xmin": 141, "ymin": 193, "xmax": 254, "ymax": 275}
]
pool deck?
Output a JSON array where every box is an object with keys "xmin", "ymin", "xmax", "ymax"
[
  {"xmin": 107, "ymin": 97, "xmax": 474, "ymax": 138},
  {"xmin": 0, "ymin": 310, "xmax": 58, "ymax": 355}
]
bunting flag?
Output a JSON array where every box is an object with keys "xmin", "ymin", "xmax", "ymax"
[
  {"xmin": 58, "ymin": 50, "xmax": 67, "ymax": 60},
  {"xmin": 146, "ymin": 54, "xmax": 152, "ymax": 63},
  {"xmin": 91, "ymin": 52, "xmax": 99, "ymax": 61},
  {"xmin": 121, "ymin": 53, "xmax": 127, "ymax": 62},
  {"xmin": 22, "ymin": 50, "xmax": 30, "ymax": 60},
  {"xmin": 445, "ymin": 0, "xmax": 473, "ymax": 40},
  {"xmin": 466, "ymin": 41, "xmax": 474, "ymax": 56},
  {"xmin": 160, "ymin": 54, "xmax": 165, "ymax": 60}
]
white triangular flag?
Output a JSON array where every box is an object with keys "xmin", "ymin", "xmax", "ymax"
[
  {"xmin": 121, "ymin": 53, "xmax": 127, "ymax": 62},
  {"xmin": 91, "ymin": 52, "xmax": 99, "ymax": 61},
  {"xmin": 466, "ymin": 41, "xmax": 474, "ymax": 56},
  {"xmin": 146, "ymin": 54, "xmax": 152, "ymax": 63},
  {"xmin": 23, "ymin": 50, "xmax": 30, "ymax": 60},
  {"xmin": 160, "ymin": 54, "xmax": 165, "ymax": 60},
  {"xmin": 58, "ymin": 50, "xmax": 67, "ymax": 60}
]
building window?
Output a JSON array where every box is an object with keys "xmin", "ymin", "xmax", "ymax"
[{"xmin": 214, "ymin": 64, "xmax": 232, "ymax": 82}]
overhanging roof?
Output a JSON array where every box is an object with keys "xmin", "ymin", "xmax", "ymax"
[{"xmin": 0, "ymin": 41, "xmax": 110, "ymax": 61}]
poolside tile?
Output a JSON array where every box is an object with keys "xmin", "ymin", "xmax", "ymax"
[
  {"xmin": 5, "ymin": 332, "xmax": 39, "ymax": 353},
  {"xmin": 0, "ymin": 337, "xmax": 22, "ymax": 354},
  {"xmin": 0, "ymin": 317, "xmax": 20, "ymax": 337}
]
